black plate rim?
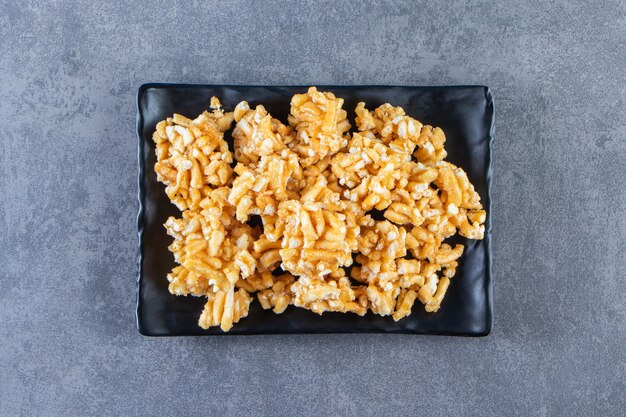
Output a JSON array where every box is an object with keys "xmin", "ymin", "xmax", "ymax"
[{"xmin": 136, "ymin": 83, "xmax": 494, "ymax": 337}]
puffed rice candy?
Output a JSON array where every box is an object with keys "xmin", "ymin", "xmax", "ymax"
[
  {"xmin": 152, "ymin": 98, "xmax": 234, "ymax": 211},
  {"xmin": 277, "ymin": 198, "xmax": 359, "ymax": 277},
  {"xmin": 291, "ymin": 271, "xmax": 368, "ymax": 316},
  {"xmin": 232, "ymin": 101, "xmax": 295, "ymax": 163},
  {"xmin": 256, "ymin": 273, "xmax": 295, "ymax": 314},
  {"xmin": 165, "ymin": 212, "xmax": 259, "ymax": 295},
  {"xmin": 355, "ymin": 102, "xmax": 424, "ymax": 156},
  {"xmin": 331, "ymin": 131, "xmax": 409, "ymax": 211},
  {"xmin": 198, "ymin": 287, "xmax": 253, "ymax": 331},
  {"xmin": 228, "ymin": 148, "xmax": 303, "ymax": 222},
  {"xmin": 354, "ymin": 101, "xmax": 448, "ymax": 164},
  {"xmin": 288, "ymin": 87, "xmax": 351, "ymax": 166}
]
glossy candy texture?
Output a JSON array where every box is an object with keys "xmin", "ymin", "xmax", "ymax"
[{"xmin": 137, "ymin": 85, "xmax": 493, "ymax": 336}]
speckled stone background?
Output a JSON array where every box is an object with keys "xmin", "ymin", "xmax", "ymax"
[{"xmin": 1, "ymin": 1, "xmax": 624, "ymax": 416}]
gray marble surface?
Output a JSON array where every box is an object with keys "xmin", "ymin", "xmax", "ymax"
[{"xmin": 1, "ymin": 1, "xmax": 624, "ymax": 416}]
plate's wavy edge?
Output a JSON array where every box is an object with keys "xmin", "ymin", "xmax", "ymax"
[
  {"xmin": 483, "ymin": 87, "xmax": 495, "ymax": 337},
  {"xmin": 136, "ymin": 83, "xmax": 492, "ymax": 94},
  {"xmin": 136, "ymin": 84, "xmax": 148, "ymax": 335},
  {"xmin": 135, "ymin": 83, "xmax": 495, "ymax": 337}
]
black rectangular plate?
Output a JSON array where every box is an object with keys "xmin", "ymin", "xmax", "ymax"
[{"xmin": 137, "ymin": 84, "xmax": 493, "ymax": 336}]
